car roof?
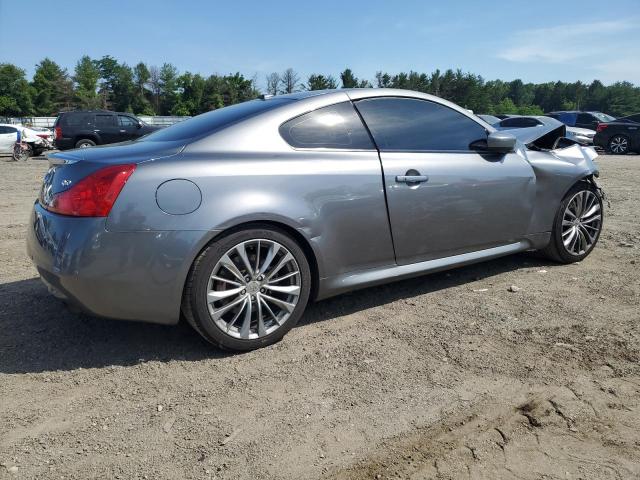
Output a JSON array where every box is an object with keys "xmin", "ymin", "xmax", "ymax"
[{"xmin": 59, "ymin": 110, "xmax": 137, "ymax": 115}]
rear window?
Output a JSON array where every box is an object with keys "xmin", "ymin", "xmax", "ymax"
[
  {"xmin": 279, "ymin": 102, "xmax": 374, "ymax": 150},
  {"xmin": 592, "ymin": 112, "xmax": 616, "ymax": 122},
  {"xmin": 139, "ymin": 98, "xmax": 294, "ymax": 142}
]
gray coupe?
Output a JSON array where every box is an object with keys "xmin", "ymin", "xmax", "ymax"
[{"xmin": 27, "ymin": 89, "xmax": 604, "ymax": 350}]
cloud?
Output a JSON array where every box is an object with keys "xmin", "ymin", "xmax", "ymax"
[
  {"xmin": 496, "ymin": 19, "xmax": 640, "ymax": 83},
  {"xmin": 498, "ymin": 20, "xmax": 636, "ymax": 63}
]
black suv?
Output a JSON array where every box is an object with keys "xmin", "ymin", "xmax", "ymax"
[{"xmin": 54, "ymin": 110, "xmax": 160, "ymax": 150}]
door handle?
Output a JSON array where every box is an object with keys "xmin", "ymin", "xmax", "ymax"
[
  {"xmin": 93, "ymin": 129, "xmax": 100, "ymax": 132},
  {"xmin": 396, "ymin": 175, "xmax": 429, "ymax": 183},
  {"xmin": 120, "ymin": 130, "xmax": 126, "ymax": 133}
]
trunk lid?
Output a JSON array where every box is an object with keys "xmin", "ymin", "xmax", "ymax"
[{"xmin": 42, "ymin": 140, "xmax": 185, "ymax": 197}]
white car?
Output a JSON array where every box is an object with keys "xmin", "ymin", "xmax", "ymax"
[
  {"xmin": 0, "ymin": 124, "xmax": 47, "ymax": 157},
  {"xmin": 564, "ymin": 126, "xmax": 596, "ymax": 146}
]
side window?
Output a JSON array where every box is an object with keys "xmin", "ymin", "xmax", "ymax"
[
  {"xmin": 279, "ymin": 102, "xmax": 374, "ymax": 150},
  {"xmin": 355, "ymin": 97, "xmax": 487, "ymax": 151},
  {"xmin": 119, "ymin": 115, "xmax": 137, "ymax": 127},
  {"xmin": 0, "ymin": 126, "xmax": 18, "ymax": 134},
  {"xmin": 0, "ymin": 126, "xmax": 9, "ymax": 134},
  {"xmin": 577, "ymin": 113, "xmax": 594, "ymax": 125},
  {"xmin": 557, "ymin": 113, "xmax": 576, "ymax": 126},
  {"xmin": 500, "ymin": 117, "xmax": 541, "ymax": 128},
  {"xmin": 65, "ymin": 114, "xmax": 93, "ymax": 126},
  {"xmin": 95, "ymin": 114, "xmax": 116, "ymax": 127}
]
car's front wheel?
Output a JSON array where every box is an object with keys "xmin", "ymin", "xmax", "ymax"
[
  {"xmin": 540, "ymin": 182, "xmax": 603, "ymax": 263},
  {"xmin": 183, "ymin": 225, "xmax": 311, "ymax": 351},
  {"xmin": 608, "ymin": 135, "xmax": 629, "ymax": 154}
]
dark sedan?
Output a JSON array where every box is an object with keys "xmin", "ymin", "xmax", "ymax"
[{"xmin": 594, "ymin": 114, "xmax": 640, "ymax": 154}]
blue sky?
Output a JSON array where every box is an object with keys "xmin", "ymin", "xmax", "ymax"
[{"xmin": 1, "ymin": 0, "xmax": 639, "ymax": 88}]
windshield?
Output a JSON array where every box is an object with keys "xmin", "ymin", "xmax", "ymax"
[
  {"xmin": 139, "ymin": 98, "xmax": 293, "ymax": 142},
  {"xmin": 592, "ymin": 112, "xmax": 616, "ymax": 122}
]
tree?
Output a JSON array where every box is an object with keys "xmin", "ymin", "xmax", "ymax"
[
  {"xmin": 280, "ymin": 68, "xmax": 300, "ymax": 94},
  {"xmin": 148, "ymin": 65, "xmax": 162, "ymax": 114},
  {"xmin": 31, "ymin": 58, "xmax": 73, "ymax": 115},
  {"xmin": 74, "ymin": 56, "xmax": 101, "ymax": 109},
  {"xmin": 265, "ymin": 72, "xmax": 280, "ymax": 96},
  {"xmin": 305, "ymin": 74, "xmax": 338, "ymax": 90},
  {"xmin": 159, "ymin": 63, "xmax": 179, "ymax": 114},
  {"xmin": 131, "ymin": 62, "xmax": 153, "ymax": 114},
  {"xmin": 494, "ymin": 97, "xmax": 518, "ymax": 114},
  {"xmin": 340, "ymin": 68, "xmax": 370, "ymax": 88},
  {"xmin": 0, "ymin": 63, "xmax": 33, "ymax": 116}
]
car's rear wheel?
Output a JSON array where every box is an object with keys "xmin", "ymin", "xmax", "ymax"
[
  {"xmin": 608, "ymin": 135, "xmax": 629, "ymax": 154},
  {"xmin": 75, "ymin": 139, "xmax": 96, "ymax": 149},
  {"xmin": 540, "ymin": 182, "xmax": 603, "ymax": 263},
  {"xmin": 183, "ymin": 226, "xmax": 311, "ymax": 351}
]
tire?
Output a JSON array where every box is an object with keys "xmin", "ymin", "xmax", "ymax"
[
  {"xmin": 182, "ymin": 225, "xmax": 311, "ymax": 351},
  {"xmin": 32, "ymin": 147, "xmax": 44, "ymax": 157},
  {"xmin": 539, "ymin": 182, "xmax": 603, "ymax": 263},
  {"xmin": 75, "ymin": 139, "xmax": 96, "ymax": 149},
  {"xmin": 13, "ymin": 143, "xmax": 31, "ymax": 162},
  {"xmin": 608, "ymin": 135, "xmax": 629, "ymax": 155}
]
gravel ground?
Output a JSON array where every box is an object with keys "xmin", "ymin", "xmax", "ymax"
[{"xmin": 0, "ymin": 153, "xmax": 638, "ymax": 480}]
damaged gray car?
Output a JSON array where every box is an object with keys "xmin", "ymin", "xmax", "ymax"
[{"xmin": 27, "ymin": 89, "xmax": 603, "ymax": 351}]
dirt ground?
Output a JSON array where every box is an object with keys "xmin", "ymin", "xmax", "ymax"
[{"xmin": 0, "ymin": 153, "xmax": 638, "ymax": 480}]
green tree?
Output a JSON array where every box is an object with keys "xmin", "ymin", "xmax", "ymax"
[
  {"xmin": 31, "ymin": 58, "xmax": 73, "ymax": 115},
  {"xmin": 131, "ymin": 62, "xmax": 153, "ymax": 114},
  {"xmin": 0, "ymin": 63, "xmax": 33, "ymax": 116},
  {"xmin": 494, "ymin": 97, "xmax": 518, "ymax": 114},
  {"xmin": 340, "ymin": 68, "xmax": 370, "ymax": 88},
  {"xmin": 305, "ymin": 74, "xmax": 338, "ymax": 90},
  {"xmin": 74, "ymin": 55, "xmax": 101, "ymax": 109},
  {"xmin": 159, "ymin": 63, "xmax": 179, "ymax": 114}
]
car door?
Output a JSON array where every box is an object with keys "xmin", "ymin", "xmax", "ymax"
[
  {"xmin": 355, "ymin": 97, "xmax": 536, "ymax": 265},
  {"xmin": 94, "ymin": 113, "xmax": 120, "ymax": 144},
  {"xmin": 0, "ymin": 126, "xmax": 18, "ymax": 153},
  {"xmin": 117, "ymin": 114, "xmax": 141, "ymax": 141}
]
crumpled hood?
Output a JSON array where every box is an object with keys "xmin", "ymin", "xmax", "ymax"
[{"xmin": 500, "ymin": 121, "xmax": 566, "ymax": 149}]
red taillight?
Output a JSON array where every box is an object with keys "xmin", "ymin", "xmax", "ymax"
[
  {"xmin": 37, "ymin": 133, "xmax": 49, "ymax": 139},
  {"xmin": 46, "ymin": 164, "xmax": 136, "ymax": 217},
  {"xmin": 54, "ymin": 126, "xmax": 62, "ymax": 140},
  {"xmin": 596, "ymin": 123, "xmax": 608, "ymax": 132}
]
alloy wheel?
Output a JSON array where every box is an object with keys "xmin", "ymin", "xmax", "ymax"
[
  {"xmin": 561, "ymin": 190, "xmax": 602, "ymax": 256},
  {"xmin": 206, "ymin": 239, "xmax": 301, "ymax": 339},
  {"xmin": 609, "ymin": 136, "xmax": 628, "ymax": 154}
]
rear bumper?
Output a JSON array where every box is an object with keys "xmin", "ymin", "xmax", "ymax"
[{"xmin": 26, "ymin": 202, "xmax": 212, "ymax": 325}]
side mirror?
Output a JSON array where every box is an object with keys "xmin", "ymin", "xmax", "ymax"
[
  {"xmin": 487, "ymin": 131, "xmax": 516, "ymax": 153},
  {"xmin": 137, "ymin": 122, "xmax": 143, "ymax": 129}
]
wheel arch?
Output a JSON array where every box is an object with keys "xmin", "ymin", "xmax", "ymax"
[
  {"xmin": 182, "ymin": 219, "xmax": 322, "ymax": 305},
  {"xmin": 74, "ymin": 135, "xmax": 99, "ymax": 146}
]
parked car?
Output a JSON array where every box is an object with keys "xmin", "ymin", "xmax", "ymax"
[
  {"xmin": 546, "ymin": 111, "xmax": 616, "ymax": 130},
  {"xmin": 594, "ymin": 114, "xmax": 640, "ymax": 154},
  {"xmin": 53, "ymin": 110, "xmax": 160, "ymax": 150},
  {"xmin": 28, "ymin": 89, "xmax": 604, "ymax": 351},
  {"xmin": 488, "ymin": 115, "xmax": 595, "ymax": 145},
  {"xmin": 0, "ymin": 124, "xmax": 46, "ymax": 156}
]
